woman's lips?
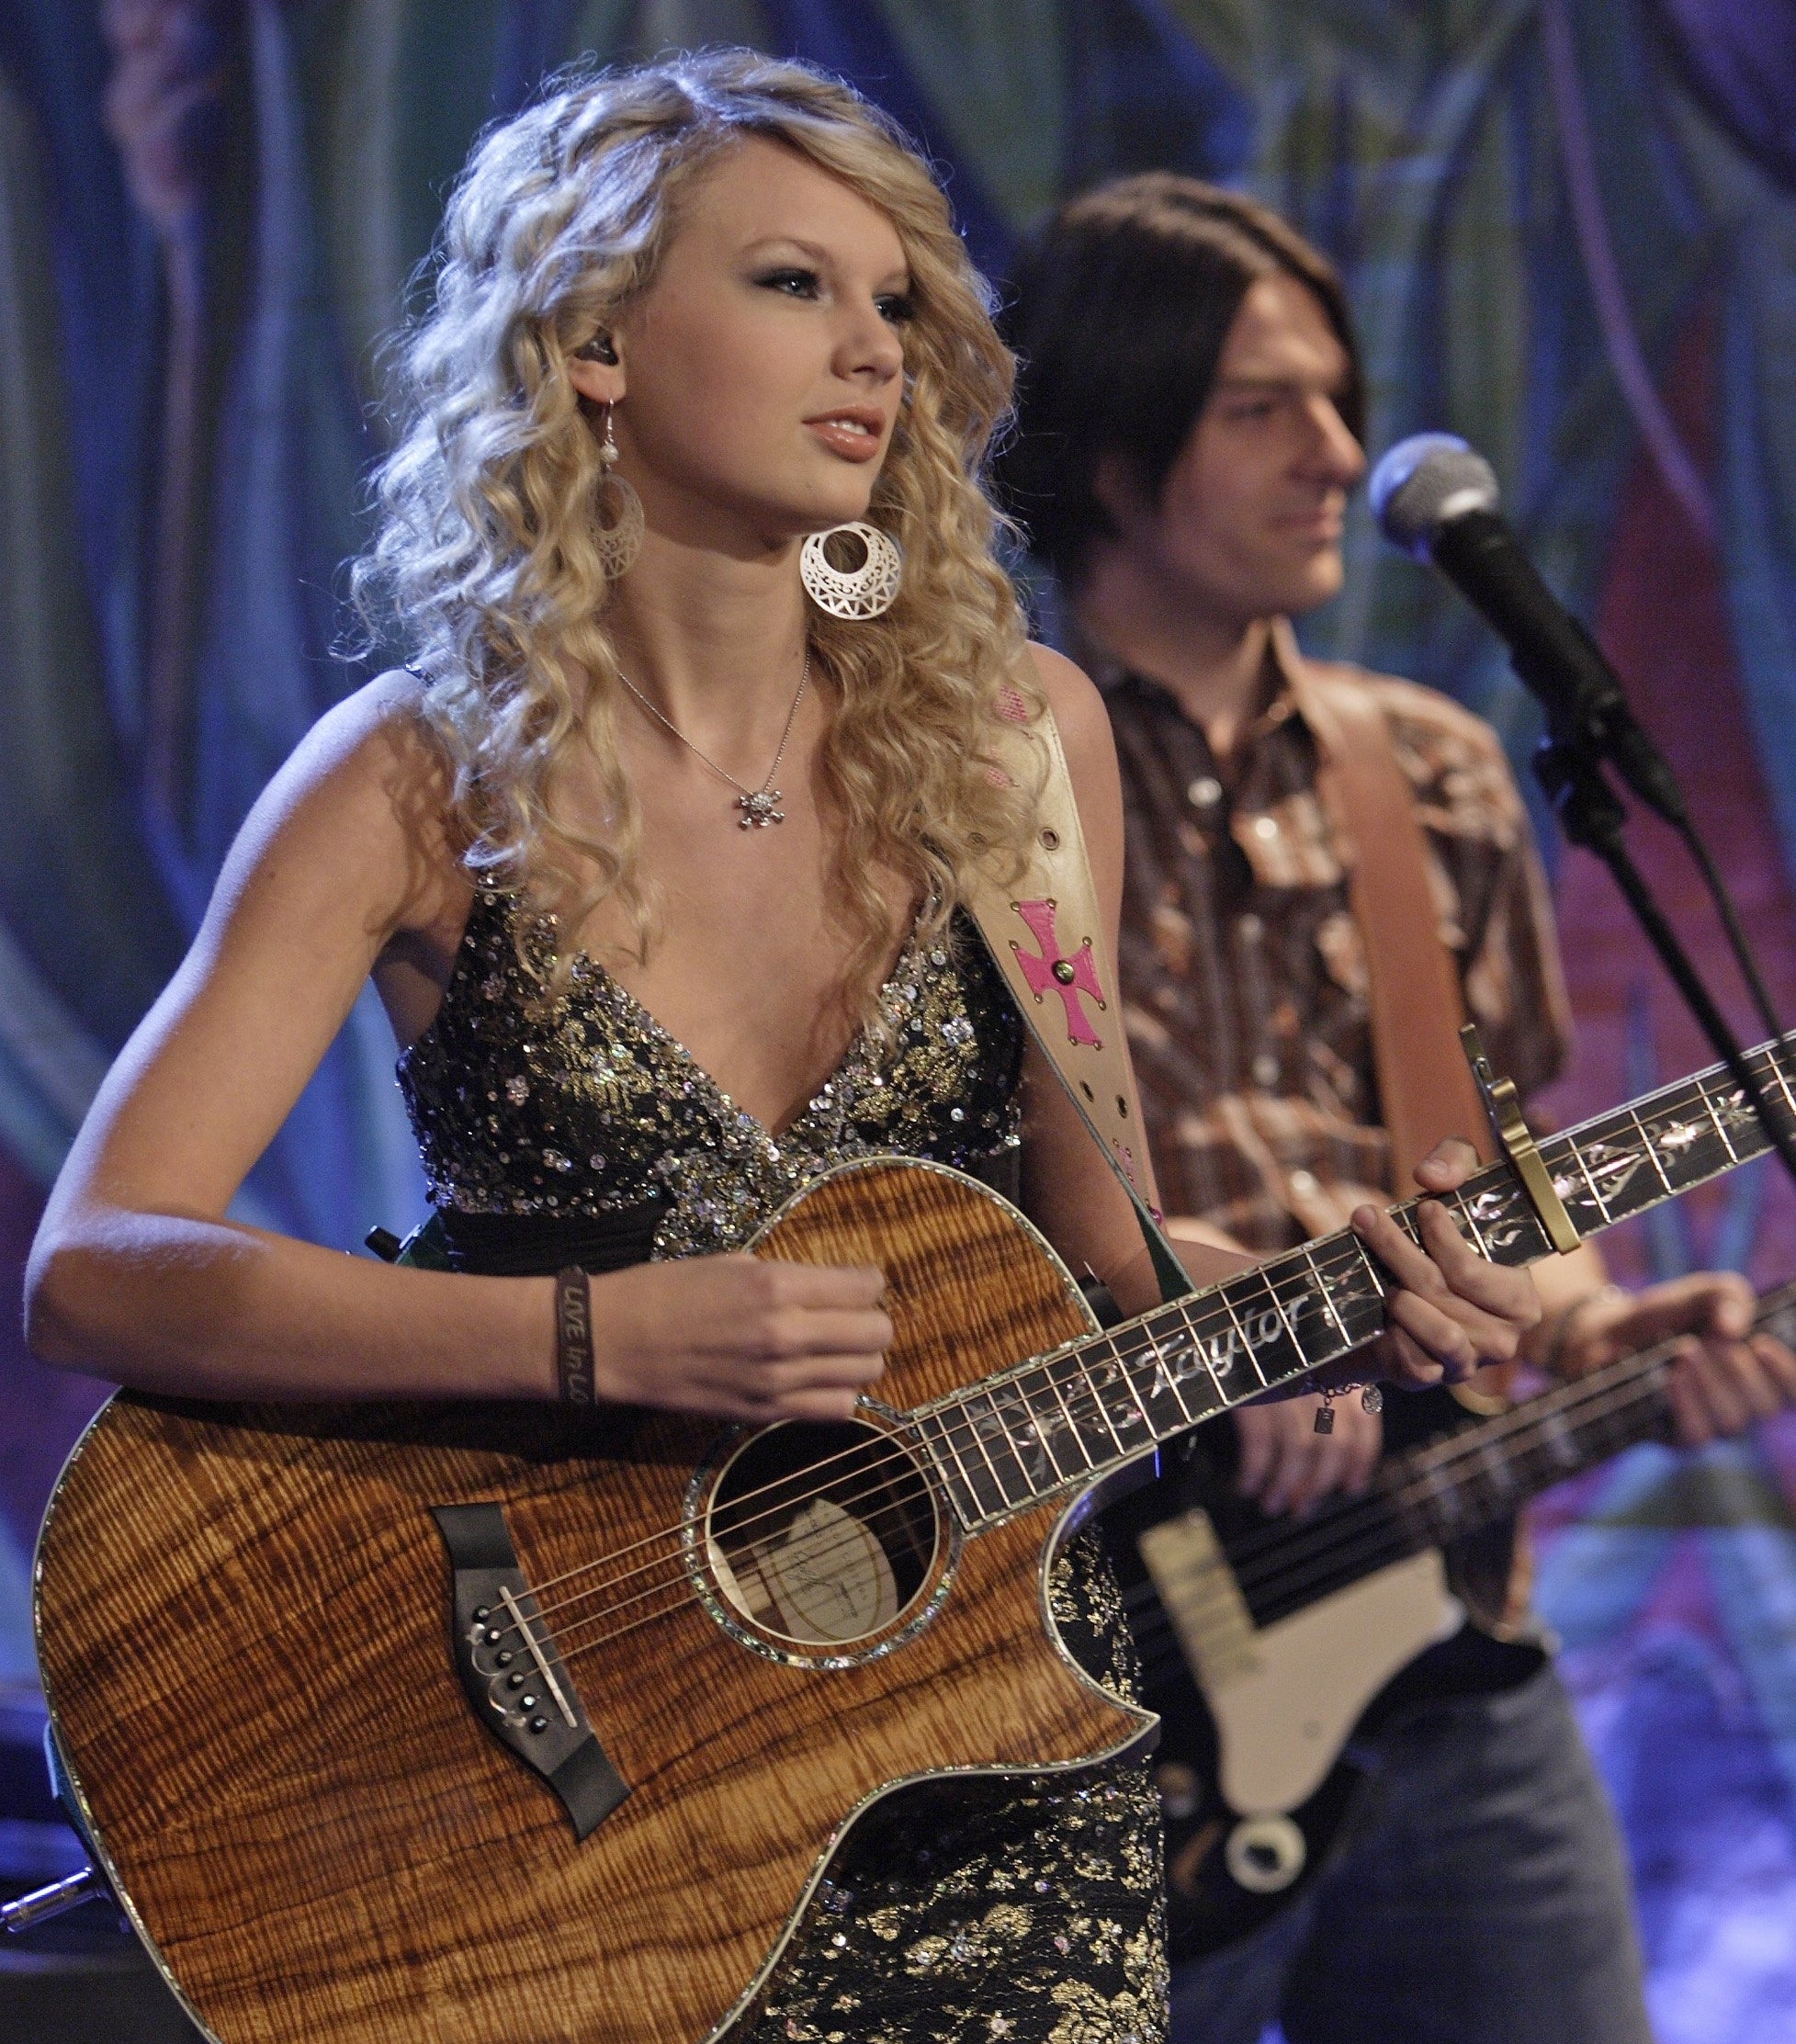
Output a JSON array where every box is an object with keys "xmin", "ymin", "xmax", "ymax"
[{"xmin": 805, "ymin": 413, "xmax": 886, "ymax": 462}]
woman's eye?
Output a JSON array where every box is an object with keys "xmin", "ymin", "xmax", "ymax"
[
  {"xmin": 758, "ymin": 267, "xmax": 822, "ymax": 299},
  {"xmin": 875, "ymin": 293, "xmax": 915, "ymax": 325}
]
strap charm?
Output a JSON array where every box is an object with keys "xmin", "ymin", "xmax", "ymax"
[{"xmin": 1459, "ymin": 1023, "xmax": 1581, "ymax": 1254}]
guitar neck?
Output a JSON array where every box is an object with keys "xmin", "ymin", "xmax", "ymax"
[
  {"xmin": 915, "ymin": 1035, "xmax": 1796, "ymax": 1530},
  {"xmin": 1395, "ymin": 1282, "xmax": 1796, "ymax": 1546}
]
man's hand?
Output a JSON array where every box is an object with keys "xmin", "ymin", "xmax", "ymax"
[
  {"xmin": 1545, "ymin": 1271, "xmax": 1796, "ymax": 1447},
  {"xmin": 1235, "ymin": 1394, "xmax": 1382, "ymax": 1516}
]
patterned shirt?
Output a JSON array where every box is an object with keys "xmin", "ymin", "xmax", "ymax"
[{"xmin": 1109, "ymin": 624, "xmax": 1572, "ymax": 1254}]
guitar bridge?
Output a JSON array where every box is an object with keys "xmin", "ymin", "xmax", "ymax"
[{"xmin": 433, "ymin": 1504, "xmax": 629, "ymax": 1839}]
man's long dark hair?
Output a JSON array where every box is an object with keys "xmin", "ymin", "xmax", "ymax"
[{"xmin": 999, "ymin": 175, "xmax": 1364, "ymax": 591}]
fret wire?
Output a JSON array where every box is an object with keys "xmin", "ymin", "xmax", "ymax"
[
  {"xmin": 920, "ymin": 1411, "xmax": 980, "ymax": 1521},
  {"xmin": 1015, "ymin": 1370, "xmax": 1074, "ymax": 1488},
  {"xmin": 1760, "ymin": 1043, "xmax": 1796, "ymax": 1134},
  {"xmin": 1301, "ymin": 1242, "xmax": 1353, "ymax": 1353},
  {"xmin": 1626, "ymin": 1106, "xmax": 1676, "ymax": 1197},
  {"xmin": 1215, "ymin": 1282, "xmax": 1272, "ymax": 1391},
  {"xmin": 1172, "ymin": 1296, "xmax": 1231, "ymax": 1409},
  {"xmin": 1689, "ymin": 1069, "xmax": 1742, "ymax": 1164},
  {"xmin": 1568, "ymin": 1136, "xmax": 1614, "ymax": 1225},
  {"xmin": 1130, "ymin": 1320, "xmax": 1202, "ymax": 1428},
  {"xmin": 1253, "ymin": 1265, "xmax": 1311, "ymax": 1368},
  {"xmin": 1451, "ymin": 1186, "xmax": 1491, "ymax": 1259},
  {"xmin": 1069, "ymin": 1351, "xmax": 1132, "ymax": 1462},
  {"xmin": 1352, "ymin": 1233, "xmax": 1387, "ymax": 1298},
  {"xmin": 1108, "ymin": 1329, "xmax": 1158, "ymax": 1437},
  {"xmin": 1038, "ymin": 1359, "xmax": 1098, "ymax": 1478},
  {"xmin": 958, "ymin": 1391, "xmax": 1013, "ymax": 1508}
]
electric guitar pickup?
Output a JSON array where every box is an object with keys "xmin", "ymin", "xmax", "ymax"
[
  {"xmin": 1104, "ymin": 1280, "xmax": 1796, "ymax": 1962},
  {"xmin": 31, "ymin": 1039, "xmax": 1796, "ymax": 2044}
]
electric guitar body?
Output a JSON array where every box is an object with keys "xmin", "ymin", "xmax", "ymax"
[
  {"xmin": 1101, "ymin": 1392, "xmax": 1531, "ymax": 1962},
  {"xmin": 34, "ymin": 1159, "xmax": 1151, "ymax": 2044},
  {"xmin": 1105, "ymin": 1272, "xmax": 1796, "ymax": 1962}
]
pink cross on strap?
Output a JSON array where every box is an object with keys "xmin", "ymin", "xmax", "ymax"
[{"xmin": 1011, "ymin": 898, "xmax": 1107, "ymax": 1047}]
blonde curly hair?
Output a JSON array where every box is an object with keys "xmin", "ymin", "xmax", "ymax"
[{"xmin": 354, "ymin": 49, "xmax": 1043, "ymax": 1022}]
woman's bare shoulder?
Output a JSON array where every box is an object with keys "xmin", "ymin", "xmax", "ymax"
[
  {"xmin": 1020, "ymin": 641, "xmax": 1121, "ymax": 793},
  {"xmin": 208, "ymin": 671, "xmax": 463, "ymax": 940}
]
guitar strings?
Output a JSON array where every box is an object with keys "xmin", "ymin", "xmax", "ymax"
[
  {"xmin": 473, "ymin": 1228, "xmax": 1390, "ymax": 1649},
  {"xmin": 548, "ymin": 1365, "xmax": 1691, "ymax": 1690},
  {"xmin": 1124, "ymin": 1365, "xmax": 1689, "ymax": 1665},
  {"xmin": 555, "ymin": 1361, "xmax": 1686, "ymax": 1671},
  {"xmin": 1127, "ymin": 1395, "xmax": 1682, "ymax": 1679},
  {"xmin": 1126, "ymin": 1281, "xmax": 1796, "ymax": 1662},
  {"xmin": 493, "ymin": 1277, "xmax": 1790, "ymax": 1679},
  {"xmin": 488, "ymin": 1283, "xmax": 1618, "ymax": 1667},
  {"xmin": 1192, "ymin": 1269, "xmax": 1795, "ymax": 1588},
  {"xmin": 466, "ymin": 1175, "xmax": 1629, "ymax": 1660},
  {"xmin": 469, "ymin": 1063, "xmax": 1779, "ymax": 1661}
]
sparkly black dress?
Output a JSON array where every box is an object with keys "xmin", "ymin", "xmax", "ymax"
[{"xmin": 398, "ymin": 891, "xmax": 1169, "ymax": 2044}]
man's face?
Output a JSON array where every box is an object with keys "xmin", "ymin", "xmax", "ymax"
[{"xmin": 1109, "ymin": 271, "xmax": 1365, "ymax": 629}]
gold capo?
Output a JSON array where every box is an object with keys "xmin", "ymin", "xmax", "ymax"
[{"xmin": 1458, "ymin": 1023, "xmax": 1582, "ymax": 1254}]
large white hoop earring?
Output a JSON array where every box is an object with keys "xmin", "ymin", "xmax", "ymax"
[
  {"xmin": 593, "ymin": 403, "xmax": 643, "ymax": 581},
  {"xmin": 800, "ymin": 522, "xmax": 903, "ymax": 620}
]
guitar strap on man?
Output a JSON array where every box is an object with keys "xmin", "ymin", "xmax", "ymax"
[
  {"xmin": 964, "ymin": 697, "xmax": 1193, "ymax": 1304},
  {"xmin": 1281, "ymin": 629, "xmax": 1527, "ymax": 1440},
  {"xmin": 1273, "ymin": 622, "xmax": 1493, "ymax": 1191}
]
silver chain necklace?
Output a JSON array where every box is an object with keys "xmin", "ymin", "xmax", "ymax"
[{"xmin": 616, "ymin": 653, "xmax": 810, "ymax": 830}]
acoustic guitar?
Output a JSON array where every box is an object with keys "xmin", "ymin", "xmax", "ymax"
[
  {"xmin": 1101, "ymin": 1280, "xmax": 1796, "ymax": 1962},
  {"xmin": 32, "ymin": 1039, "xmax": 1793, "ymax": 2044}
]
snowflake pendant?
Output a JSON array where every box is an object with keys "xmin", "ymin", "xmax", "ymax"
[{"xmin": 736, "ymin": 788, "xmax": 785, "ymax": 828}]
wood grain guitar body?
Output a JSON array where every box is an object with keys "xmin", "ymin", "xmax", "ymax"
[{"xmin": 32, "ymin": 1159, "xmax": 1156, "ymax": 2044}]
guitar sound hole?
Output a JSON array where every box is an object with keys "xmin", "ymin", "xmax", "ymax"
[{"xmin": 706, "ymin": 1421, "xmax": 941, "ymax": 1646}]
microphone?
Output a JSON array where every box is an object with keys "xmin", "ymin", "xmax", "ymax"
[{"xmin": 1368, "ymin": 434, "xmax": 1685, "ymax": 824}]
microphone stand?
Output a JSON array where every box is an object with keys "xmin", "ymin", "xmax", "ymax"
[{"xmin": 1531, "ymin": 719, "xmax": 1796, "ymax": 1191}]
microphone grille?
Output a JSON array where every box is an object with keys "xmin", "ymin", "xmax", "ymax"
[{"xmin": 1368, "ymin": 434, "xmax": 1501, "ymax": 558}]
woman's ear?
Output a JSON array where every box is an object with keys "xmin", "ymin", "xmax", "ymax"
[{"xmin": 567, "ymin": 333, "xmax": 625, "ymax": 407}]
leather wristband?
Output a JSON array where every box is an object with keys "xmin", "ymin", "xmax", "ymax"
[{"xmin": 554, "ymin": 1266, "xmax": 596, "ymax": 1406}]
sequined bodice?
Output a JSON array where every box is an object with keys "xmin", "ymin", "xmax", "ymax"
[{"xmin": 398, "ymin": 890, "xmax": 1026, "ymax": 1258}]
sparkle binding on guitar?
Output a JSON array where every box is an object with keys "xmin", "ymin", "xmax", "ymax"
[{"xmin": 32, "ymin": 1039, "xmax": 1796, "ymax": 2044}]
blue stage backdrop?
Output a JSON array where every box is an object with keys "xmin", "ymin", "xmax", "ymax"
[{"xmin": 2, "ymin": 5, "xmax": 1796, "ymax": 2035}]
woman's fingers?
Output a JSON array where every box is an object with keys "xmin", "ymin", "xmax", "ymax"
[
  {"xmin": 1235, "ymin": 1395, "xmax": 1381, "ymax": 1515},
  {"xmin": 1350, "ymin": 1194, "xmax": 1540, "ymax": 1389},
  {"xmin": 593, "ymin": 1254, "xmax": 894, "ymax": 1418}
]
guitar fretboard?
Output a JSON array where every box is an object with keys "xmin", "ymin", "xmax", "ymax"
[
  {"xmin": 912, "ymin": 1035, "xmax": 1796, "ymax": 1531},
  {"xmin": 1396, "ymin": 1281, "xmax": 1796, "ymax": 1548}
]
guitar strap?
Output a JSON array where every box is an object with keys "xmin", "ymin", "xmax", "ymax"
[
  {"xmin": 1273, "ymin": 622, "xmax": 1493, "ymax": 1190},
  {"xmin": 1278, "ymin": 627, "xmax": 1524, "ymax": 1445},
  {"xmin": 963, "ymin": 697, "xmax": 1192, "ymax": 1304}
]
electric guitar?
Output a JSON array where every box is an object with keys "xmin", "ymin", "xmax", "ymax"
[
  {"xmin": 31, "ymin": 1040, "xmax": 1795, "ymax": 2044},
  {"xmin": 1102, "ymin": 1280, "xmax": 1796, "ymax": 1962}
]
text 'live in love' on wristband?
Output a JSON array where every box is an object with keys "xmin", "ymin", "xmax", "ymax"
[{"xmin": 555, "ymin": 1266, "xmax": 595, "ymax": 1406}]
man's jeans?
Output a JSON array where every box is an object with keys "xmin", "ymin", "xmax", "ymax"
[{"xmin": 1169, "ymin": 1662, "xmax": 1652, "ymax": 2044}]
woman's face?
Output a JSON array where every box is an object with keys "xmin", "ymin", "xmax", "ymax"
[{"xmin": 570, "ymin": 136, "xmax": 912, "ymax": 551}]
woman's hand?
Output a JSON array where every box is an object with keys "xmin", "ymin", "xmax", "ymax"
[
  {"xmin": 1349, "ymin": 1137, "xmax": 1542, "ymax": 1392},
  {"xmin": 1235, "ymin": 1394, "xmax": 1382, "ymax": 1516},
  {"xmin": 589, "ymin": 1255, "xmax": 892, "ymax": 1422}
]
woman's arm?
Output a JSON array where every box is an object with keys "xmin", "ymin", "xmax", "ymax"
[{"xmin": 27, "ymin": 678, "xmax": 889, "ymax": 1418}]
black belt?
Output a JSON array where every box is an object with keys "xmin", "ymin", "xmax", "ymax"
[{"xmin": 401, "ymin": 1146, "xmax": 1022, "ymax": 1280}]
